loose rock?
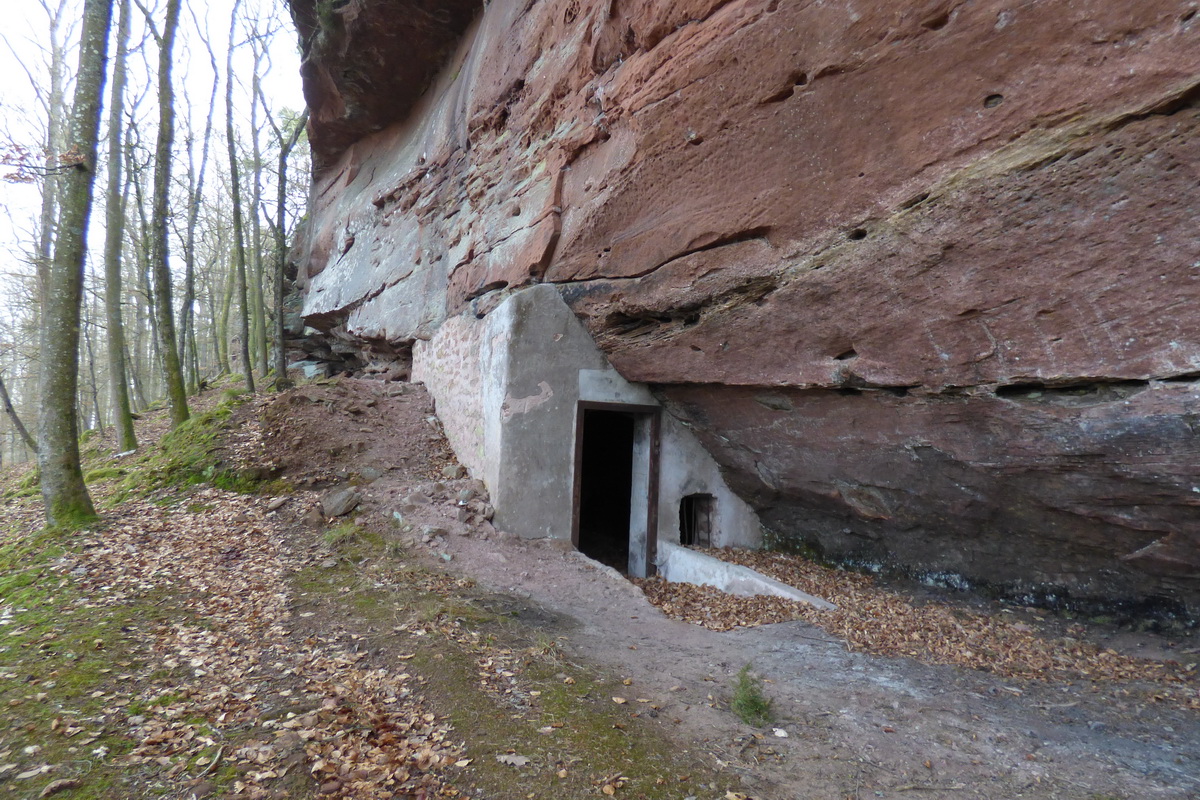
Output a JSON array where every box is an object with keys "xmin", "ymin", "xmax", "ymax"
[{"xmin": 321, "ymin": 487, "xmax": 362, "ymax": 517}]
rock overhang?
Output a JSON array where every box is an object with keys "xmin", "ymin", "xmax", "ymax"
[
  {"xmin": 291, "ymin": 0, "xmax": 482, "ymax": 171},
  {"xmin": 286, "ymin": 0, "xmax": 1200, "ymax": 616}
]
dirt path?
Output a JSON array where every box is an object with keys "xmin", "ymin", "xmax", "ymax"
[
  {"xmin": 274, "ymin": 377, "xmax": 1200, "ymax": 800},
  {"xmin": 1, "ymin": 377, "xmax": 1196, "ymax": 800},
  {"xmin": 414, "ymin": 521, "xmax": 1200, "ymax": 799}
]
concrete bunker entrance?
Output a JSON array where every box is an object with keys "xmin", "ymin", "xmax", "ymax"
[{"xmin": 572, "ymin": 403, "xmax": 660, "ymax": 577}]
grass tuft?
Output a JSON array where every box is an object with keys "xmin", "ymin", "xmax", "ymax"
[
  {"xmin": 731, "ymin": 664, "xmax": 773, "ymax": 727},
  {"xmin": 323, "ymin": 521, "xmax": 361, "ymax": 547}
]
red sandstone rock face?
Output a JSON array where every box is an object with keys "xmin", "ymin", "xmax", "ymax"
[
  {"xmin": 290, "ymin": 0, "xmax": 1200, "ymax": 612},
  {"xmin": 290, "ymin": 0, "xmax": 479, "ymax": 170}
]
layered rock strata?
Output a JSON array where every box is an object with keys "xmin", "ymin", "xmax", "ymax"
[{"xmin": 288, "ymin": 0, "xmax": 1200, "ymax": 612}]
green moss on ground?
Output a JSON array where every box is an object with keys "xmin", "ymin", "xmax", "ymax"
[
  {"xmin": 0, "ymin": 529, "xmax": 166, "ymax": 798},
  {"xmin": 110, "ymin": 389, "xmax": 270, "ymax": 503},
  {"xmin": 290, "ymin": 525, "xmax": 727, "ymax": 800}
]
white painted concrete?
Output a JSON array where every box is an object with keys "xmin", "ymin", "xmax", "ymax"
[
  {"xmin": 414, "ymin": 284, "xmax": 766, "ymax": 579},
  {"xmin": 657, "ymin": 542, "xmax": 836, "ymax": 610},
  {"xmin": 579, "ymin": 368, "xmax": 763, "ymax": 550}
]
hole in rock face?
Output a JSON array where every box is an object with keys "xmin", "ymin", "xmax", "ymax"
[
  {"xmin": 834, "ymin": 348, "xmax": 858, "ymax": 361},
  {"xmin": 922, "ymin": 10, "xmax": 951, "ymax": 30},
  {"xmin": 1182, "ymin": 8, "xmax": 1197, "ymax": 23},
  {"xmin": 679, "ymin": 494, "xmax": 715, "ymax": 547},
  {"xmin": 984, "ymin": 93, "xmax": 1005, "ymax": 108},
  {"xmin": 995, "ymin": 379, "xmax": 1150, "ymax": 405},
  {"xmin": 847, "ymin": 228, "xmax": 868, "ymax": 241},
  {"xmin": 762, "ymin": 86, "xmax": 795, "ymax": 104},
  {"xmin": 995, "ymin": 381, "xmax": 1045, "ymax": 397}
]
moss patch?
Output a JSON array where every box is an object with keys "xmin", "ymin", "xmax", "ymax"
[
  {"xmin": 0, "ymin": 529, "xmax": 168, "ymax": 798},
  {"xmin": 288, "ymin": 531, "xmax": 729, "ymax": 800},
  {"xmin": 111, "ymin": 389, "xmax": 262, "ymax": 502}
]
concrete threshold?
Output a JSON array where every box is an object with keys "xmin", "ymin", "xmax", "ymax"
[{"xmin": 656, "ymin": 541, "xmax": 836, "ymax": 611}]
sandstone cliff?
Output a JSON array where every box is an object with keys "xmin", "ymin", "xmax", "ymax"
[{"xmin": 288, "ymin": 0, "xmax": 1200, "ymax": 614}]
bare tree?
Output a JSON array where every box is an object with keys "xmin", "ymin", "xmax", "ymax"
[
  {"xmin": 138, "ymin": 0, "xmax": 189, "ymax": 427},
  {"xmin": 225, "ymin": 0, "xmax": 254, "ymax": 392},
  {"xmin": 246, "ymin": 19, "xmax": 273, "ymax": 381},
  {"xmin": 262, "ymin": 107, "xmax": 308, "ymax": 389},
  {"xmin": 178, "ymin": 4, "xmax": 221, "ymax": 394},
  {"xmin": 38, "ymin": 0, "xmax": 113, "ymax": 527},
  {"xmin": 103, "ymin": 0, "xmax": 137, "ymax": 451},
  {"xmin": 0, "ymin": 371, "xmax": 36, "ymax": 454}
]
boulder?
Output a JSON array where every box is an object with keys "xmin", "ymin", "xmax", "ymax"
[{"xmin": 321, "ymin": 487, "xmax": 361, "ymax": 518}]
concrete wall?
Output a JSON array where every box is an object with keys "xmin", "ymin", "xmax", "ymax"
[
  {"xmin": 657, "ymin": 542, "xmax": 834, "ymax": 610},
  {"xmin": 414, "ymin": 285, "xmax": 763, "ymax": 572}
]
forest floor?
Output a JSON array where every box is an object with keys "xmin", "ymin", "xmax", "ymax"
[{"xmin": 0, "ymin": 375, "xmax": 1197, "ymax": 800}]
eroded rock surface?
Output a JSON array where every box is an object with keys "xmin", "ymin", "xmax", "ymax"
[{"xmin": 289, "ymin": 0, "xmax": 1200, "ymax": 612}]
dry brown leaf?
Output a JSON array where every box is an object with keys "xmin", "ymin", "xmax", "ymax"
[
  {"xmin": 496, "ymin": 754, "xmax": 530, "ymax": 767},
  {"xmin": 38, "ymin": 779, "xmax": 81, "ymax": 798}
]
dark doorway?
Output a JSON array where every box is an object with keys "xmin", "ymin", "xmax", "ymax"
[
  {"xmin": 679, "ymin": 493, "xmax": 714, "ymax": 547},
  {"xmin": 576, "ymin": 409, "xmax": 635, "ymax": 571}
]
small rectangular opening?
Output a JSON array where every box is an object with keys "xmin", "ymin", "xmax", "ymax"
[{"xmin": 679, "ymin": 493, "xmax": 714, "ymax": 547}]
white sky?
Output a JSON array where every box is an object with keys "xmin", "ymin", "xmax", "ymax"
[{"xmin": 0, "ymin": 0, "xmax": 306, "ymax": 325}]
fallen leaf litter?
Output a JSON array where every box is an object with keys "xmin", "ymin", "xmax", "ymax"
[
  {"xmin": 1, "ymin": 380, "xmax": 1194, "ymax": 800},
  {"xmin": 635, "ymin": 549, "xmax": 1199, "ymax": 711},
  {"xmin": 54, "ymin": 490, "xmax": 460, "ymax": 800}
]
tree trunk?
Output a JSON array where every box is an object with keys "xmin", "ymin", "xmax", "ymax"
[
  {"xmin": 249, "ymin": 67, "xmax": 269, "ymax": 380},
  {"xmin": 0, "ymin": 374, "xmax": 36, "ymax": 454},
  {"xmin": 179, "ymin": 45, "xmax": 220, "ymax": 395},
  {"xmin": 130, "ymin": 173, "xmax": 162, "ymax": 399},
  {"xmin": 38, "ymin": 0, "xmax": 113, "ymax": 527},
  {"xmin": 103, "ymin": 0, "xmax": 137, "ymax": 451},
  {"xmin": 178, "ymin": 135, "xmax": 198, "ymax": 394},
  {"xmin": 147, "ymin": 0, "xmax": 189, "ymax": 426},
  {"xmin": 268, "ymin": 109, "xmax": 308, "ymax": 389},
  {"xmin": 81, "ymin": 298, "xmax": 103, "ymax": 430},
  {"xmin": 34, "ymin": 0, "xmax": 72, "ymax": 308},
  {"xmin": 226, "ymin": 0, "xmax": 255, "ymax": 393},
  {"xmin": 217, "ymin": 262, "xmax": 234, "ymax": 375}
]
